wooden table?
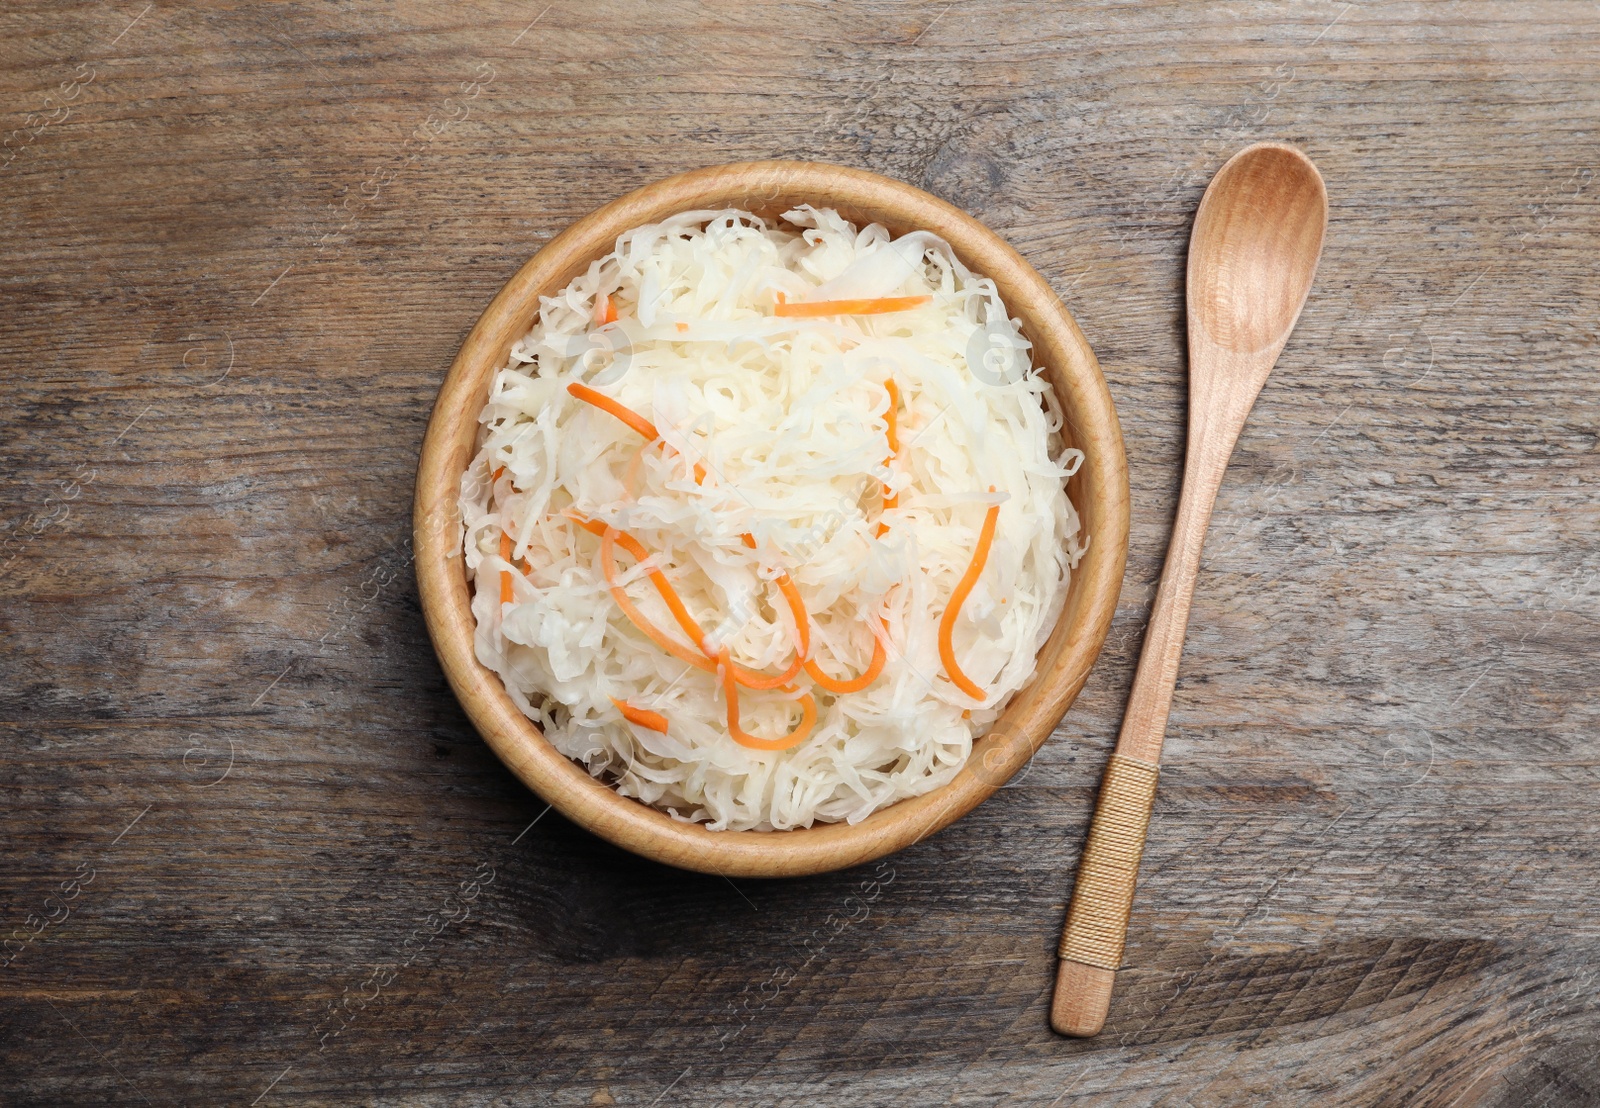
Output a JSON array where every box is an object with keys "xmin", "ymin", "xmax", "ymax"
[{"xmin": 3, "ymin": 3, "xmax": 1596, "ymax": 1104}]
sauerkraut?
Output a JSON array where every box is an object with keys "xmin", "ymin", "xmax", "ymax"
[{"xmin": 460, "ymin": 206, "xmax": 1084, "ymax": 831}]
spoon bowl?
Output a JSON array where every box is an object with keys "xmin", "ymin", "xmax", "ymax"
[{"xmin": 1189, "ymin": 142, "xmax": 1329, "ymax": 390}]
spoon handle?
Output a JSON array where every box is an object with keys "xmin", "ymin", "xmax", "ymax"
[{"xmin": 1050, "ymin": 462, "xmax": 1224, "ymax": 1037}]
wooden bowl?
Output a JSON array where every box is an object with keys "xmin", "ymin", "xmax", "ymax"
[{"xmin": 414, "ymin": 161, "xmax": 1129, "ymax": 878}]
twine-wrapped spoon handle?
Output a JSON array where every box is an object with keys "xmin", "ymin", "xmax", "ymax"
[{"xmin": 1050, "ymin": 143, "xmax": 1328, "ymax": 1037}]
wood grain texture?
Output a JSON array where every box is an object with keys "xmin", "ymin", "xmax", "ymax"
[{"xmin": 2, "ymin": 1, "xmax": 1598, "ymax": 1105}]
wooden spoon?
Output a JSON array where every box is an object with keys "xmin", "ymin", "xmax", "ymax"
[{"xmin": 1050, "ymin": 142, "xmax": 1328, "ymax": 1037}]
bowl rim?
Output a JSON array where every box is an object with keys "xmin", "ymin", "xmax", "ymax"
[{"xmin": 413, "ymin": 160, "xmax": 1129, "ymax": 878}]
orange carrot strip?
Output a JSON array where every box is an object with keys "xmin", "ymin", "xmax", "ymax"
[
  {"xmin": 719, "ymin": 648, "xmax": 817, "ymax": 751},
  {"xmin": 594, "ymin": 293, "xmax": 618, "ymax": 326},
  {"xmin": 773, "ymin": 295, "xmax": 932, "ymax": 318},
  {"xmin": 593, "ymin": 524, "xmax": 716, "ymax": 674},
  {"xmin": 675, "ymin": 322, "xmax": 689, "ymax": 334},
  {"xmin": 494, "ymin": 467, "xmax": 517, "ymax": 601},
  {"xmin": 563, "ymin": 389, "xmax": 822, "ymax": 690},
  {"xmin": 574, "ymin": 514, "xmax": 803, "ymax": 689},
  {"xmin": 566, "ymin": 381, "xmax": 707, "ymax": 484},
  {"xmin": 803, "ymin": 619, "xmax": 887, "ymax": 694},
  {"xmin": 499, "ymin": 532, "xmax": 514, "ymax": 605},
  {"xmin": 772, "ymin": 571, "xmax": 812, "ymax": 662},
  {"xmin": 939, "ymin": 499, "xmax": 1001, "ymax": 701},
  {"xmin": 704, "ymin": 531, "xmax": 807, "ymax": 687},
  {"xmin": 568, "ymin": 381, "xmax": 657, "ymax": 441},
  {"xmin": 883, "ymin": 378, "xmax": 901, "ymax": 455},
  {"xmin": 723, "ymin": 611, "xmax": 806, "ymax": 688},
  {"xmin": 571, "ymin": 515, "xmax": 710, "ymax": 655},
  {"xmin": 611, "ymin": 697, "xmax": 668, "ymax": 734},
  {"xmin": 712, "ymin": 565, "xmax": 806, "ymax": 691},
  {"xmin": 877, "ymin": 378, "xmax": 900, "ymax": 538}
]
